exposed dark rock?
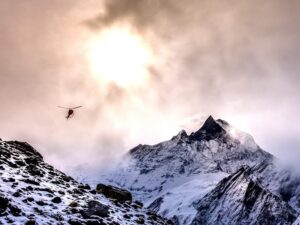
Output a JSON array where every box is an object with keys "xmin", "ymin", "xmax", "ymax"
[
  {"xmin": 24, "ymin": 157, "xmax": 40, "ymax": 165},
  {"xmin": 132, "ymin": 201, "xmax": 143, "ymax": 209},
  {"xmin": 62, "ymin": 176, "xmax": 72, "ymax": 182},
  {"xmin": 6, "ymin": 141, "xmax": 43, "ymax": 160},
  {"xmin": 171, "ymin": 130, "xmax": 188, "ymax": 142},
  {"xmin": 69, "ymin": 201, "xmax": 79, "ymax": 207},
  {"xmin": 15, "ymin": 160, "xmax": 26, "ymax": 166},
  {"xmin": 96, "ymin": 184, "xmax": 132, "ymax": 203},
  {"xmin": 73, "ymin": 188, "xmax": 84, "ymax": 195},
  {"xmin": 166, "ymin": 219, "xmax": 175, "ymax": 225},
  {"xmin": 81, "ymin": 200, "xmax": 110, "ymax": 218},
  {"xmin": 190, "ymin": 115, "xmax": 226, "ymax": 141},
  {"xmin": 0, "ymin": 195, "xmax": 9, "ymax": 213},
  {"xmin": 170, "ymin": 216, "xmax": 180, "ymax": 225},
  {"xmin": 34, "ymin": 187, "xmax": 53, "ymax": 194},
  {"xmin": 36, "ymin": 200, "xmax": 47, "ymax": 206},
  {"xmin": 90, "ymin": 190, "xmax": 96, "ymax": 195},
  {"xmin": 147, "ymin": 197, "xmax": 163, "ymax": 213},
  {"xmin": 0, "ymin": 137, "xmax": 189, "ymax": 224},
  {"xmin": 26, "ymin": 186, "xmax": 34, "ymax": 191},
  {"xmin": 21, "ymin": 179, "xmax": 40, "ymax": 186},
  {"xmin": 86, "ymin": 219, "xmax": 106, "ymax": 225},
  {"xmin": 58, "ymin": 190, "xmax": 65, "ymax": 195},
  {"xmin": 26, "ymin": 165, "xmax": 44, "ymax": 177},
  {"xmin": 135, "ymin": 217, "xmax": 145, "ymax": 224},
  {"xmin": 123, "ymin": 214, "xmax": 132, "ymax": 219},
  {"xmin": 52, "ymin": 196, "xmax": 62, "ymax": 204},
  {"xmin": 68, "ymin": 219, "xmax": 84, "ymax": 225},
  {"xmin": 26, "ymin": 197, "xmax": 34, "ymax": 202},
  {"xmin": 9, "ymin": 204, "xmax": 22, "ymax": 216},
  {"xmin": 11, "ymin": 182, "xmax": 18, "ymax": 188},
  {"xmin": 25, "ymin": 219, "xmax": 37, "ymax": 225},
  {"xmin": 3, "ymin": 177, "xmax": 15, "ymax": 182},
  {"xmin": 78, "ymin": 183, "xmax": 91, "ymax": 190},
  {"xmin": 12, "ymin": 190, "xmax": 22, "ymax": 198},
  {"xmin": 191, "ymin": 167, "xmax": 298, "ymax": 225}
]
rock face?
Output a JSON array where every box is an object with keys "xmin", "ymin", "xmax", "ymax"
[
  {"xmin": 249, "ymin": 157, "xmax": 300, "ymax": 212},
  {"xmin": 81, "ymin": 200, "xmax": 110, "ymax": 218},
  {"xmin": 191, "ymin": 166, "xmax": 298, "ymax": 225},
  {"xmin": 102, "ymin": 116, "xmax": 271, "ymax": 224},
  {"xmin": 101, "ymin": 116, "xmax": 300, "ymax": 225},
  {"xmin": 96, "ymin": 183, "xmax": 132, "ymax": 202},
  {"xmin": 0, "ymin": 139, "xmax": 172, "ymax": 224},
  {"xmin": 293, "ymin": 216, "xmax": 300, "ymax": 225},
  {"xmin": 189, "ymin": 115, "xmax": 226, "ymax": 141}
]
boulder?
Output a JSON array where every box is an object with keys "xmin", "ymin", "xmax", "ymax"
[
  {"xmin": 25, "ymin": 220, "xmax": 37, "ymax": 225},
  {"xmin": 81, "ymin": 200, "xmax": 109, "ymax": 218},
  {"xmin": 96, "ymin": 184, "xmax": 132, "ymax": 203},
  {"xmin": 9, "ymin": 204, "xmax": 22, "ymax": 216},
  {"xmin": 0, "ymin": 196, "xmax": 9, "ymax": 213},
  {"xmin": 52, "ymin": 196, "xmax": 62, "ymax": 204},
  {"xmin": 69, "ymin": 201, "xmax": 79, "ymax": 207}
]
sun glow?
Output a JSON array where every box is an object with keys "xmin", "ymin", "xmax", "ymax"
[{"xmin": 86, "ymin": 27, "xmax": 153, "ymax": 87}]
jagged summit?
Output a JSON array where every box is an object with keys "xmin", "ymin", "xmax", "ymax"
[
  {"xmin": 100, "ymin": 115, "xmax": 300, "ymax": 225},
  {"xmin": 171, "ymin": 130, "xmax": 188, "ymax": 142},
  {"xmin": 102, "ymin": 116, "xmax": 274, "ymax": 224},
  {"xmin": 190, "ymin": 115, "xmax": 226, "ymax": 141}
]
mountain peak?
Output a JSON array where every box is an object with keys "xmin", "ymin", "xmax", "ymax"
[
  {"xmin": 190, "ymin": 115, "xmax": 226, "ymax": 141},
  {"xmin": 206, "ymin": 115, "xmax": 215, "ymax": 122},
  {"xmin": 171, "ymin": 130, "xmax": 188, "ymax": 141}
]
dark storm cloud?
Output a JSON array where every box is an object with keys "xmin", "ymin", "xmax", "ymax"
[
  {"xmin": 0, "ymin": 0, "xmax": 300, "ymax": 176},
  {"xmin": 86, "ymin": 0, "xmax": 180, "ymax": 33}
]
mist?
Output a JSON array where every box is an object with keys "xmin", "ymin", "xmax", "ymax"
[{"xmin": 1, "ymin": 0, "xmax": 300, "ymax": 176}]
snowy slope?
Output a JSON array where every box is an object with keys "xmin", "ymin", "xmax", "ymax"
[
  {"xmin": 249, "ymin": 157, "xmax": 300, "ymax": 212},
  {"xmin": 191, "ymin": 166, "xmax": 298, "ymax": 225},
  {"xmin": 293, "ymin": 216, "xmax": 300, "ymax": 225},
  {"xmin": 0, "ymin": 139, "xmax": 172, "ymax": 225},
  {"xmin": 147, "ymin": 172, "xmax": 227, "ymax": 225},
  {"xmin": 102, "ymin": 116, "xmax": 273, "ymax": 224}
]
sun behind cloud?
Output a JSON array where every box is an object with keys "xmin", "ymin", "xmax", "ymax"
[{"xmin": 86, "ymin": 26, "xmax": 153, "ymax": 87}]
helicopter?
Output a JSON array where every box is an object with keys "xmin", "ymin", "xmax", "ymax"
[{"xmin": 57, "ymin": 106, "xmax": 82, "ymax": 119}]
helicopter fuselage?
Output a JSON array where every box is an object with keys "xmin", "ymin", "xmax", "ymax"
[{"xmin": 66, "ymin": 109, "xmax": 74, "ymax": 119}]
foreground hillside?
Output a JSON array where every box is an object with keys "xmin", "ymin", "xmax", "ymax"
[
  {"xmin": 0, "ymin": 139, "xmax": 172, "ymax": 225},
  {"xmin": 102, "ymin": 116, "xmax": 300, "ymax": 225}
]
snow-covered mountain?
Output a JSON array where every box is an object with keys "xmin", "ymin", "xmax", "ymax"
[
  {"xmin": 0, "ymin": 139, "xmax": 172, "ymax": 224},
  {"xmin": 249, "ymin": 157, "xmax": 300, "ymax": 212},
  {"xmin": 102, "ymin": 116, "xmax": 300, "ymax": 225},
  {"xmin": 191, "ymin": 166, "xmax": 297, "ymax": 225}
]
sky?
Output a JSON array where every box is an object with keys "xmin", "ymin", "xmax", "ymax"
[{"xmin": 0, "ymin": 0, "xmax": 300, "ymax": 175}]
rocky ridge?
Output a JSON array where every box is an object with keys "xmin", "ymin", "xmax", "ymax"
[
  {"xmin": 102, "ymin": 116, "xmax": 300, "ymax": 225},
  {"xmin": 191, "ymin": 166, "xmax": 298, "ymax": 225},
  {"xmin": 0, "ymin": 139, "xmax": 172, "ymax": 225}
]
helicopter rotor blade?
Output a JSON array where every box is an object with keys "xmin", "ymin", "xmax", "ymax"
[
  {"xmin": 71, "ymin": 106, "xmax": 83, "ymax": 109},
  {"xmin": 57, "ymin": 106, "xmax": 69, "ymax": 109}
]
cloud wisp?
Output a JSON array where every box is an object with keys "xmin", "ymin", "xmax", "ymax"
[{"xmin": 0, "ymin": 0, "xmax": 300, "ymax": 175}]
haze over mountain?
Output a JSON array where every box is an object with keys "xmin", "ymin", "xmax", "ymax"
[
  {"xmin": 1, "ymin": 0, "xmax": 300, "ymax": 224},
  {"xmin": 1, "ymin": 115, "xmax": 299, "ymax": 225},
  {"xmin": 0, "ymin": 0, "xmax": 300, "ymax": 176},
  {"xmin": 100, "ymin": 116, "xmax": 300, "ymax": 225}
]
